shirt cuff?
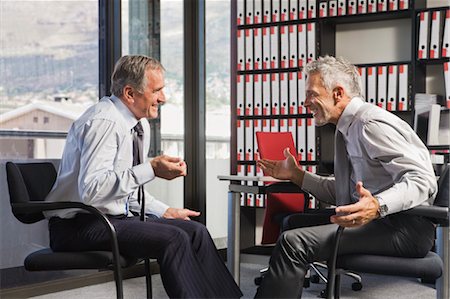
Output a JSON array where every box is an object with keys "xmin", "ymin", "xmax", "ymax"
[
  {"xmin": 146, "ymin": 195, "xmax": 170, "ymax": 218},
  {"xmin": 375, "ymin": 190, "xmax": 402, "ymax": 216},
  {"xmin": 301, "ymin": 171, "xmax": 321, "ymax": 193},
  {"xmin": 132, "ymin": 162, "xmax": 155, "ymax": 185}
]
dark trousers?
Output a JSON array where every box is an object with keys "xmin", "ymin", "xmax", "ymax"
[
  {"xmin": 254, "ymin": 214, "xmax": 435, "ymax": 298},
  {"xmin": 49, "ymin": 214, "xmax": 242, "ymax": 299}
]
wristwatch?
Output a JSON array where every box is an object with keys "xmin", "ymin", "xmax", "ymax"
[{"xmin": 375, "ymin": 195, "xmax": 388, "ymax": 218}]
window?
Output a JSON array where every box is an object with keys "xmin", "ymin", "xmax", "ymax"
[{"xmin": 0, "ymin": 0, "xmax": 99, "ymax": 159}]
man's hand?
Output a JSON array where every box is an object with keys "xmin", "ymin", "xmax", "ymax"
[
  {"xmin": 150, "ymin": 155, "xmax": 187, "ymax": 180},
  {"xmin": 330, "ymin": 181, "xmax": 380, "ymax": 227},
  {"xmin": 257, "ymin": 148, "xmax": 302, "ymax": 182},
  {"xmin": 163, "ymin": 207, "xmax": 200, "ymax": 220}
]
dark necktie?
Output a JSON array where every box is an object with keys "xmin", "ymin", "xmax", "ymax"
[
  {"xmin": 334, "ymin": 130, "xmax": 352, "ymax": 206},
  {"xmin": 133, "ymin": 122, "xmax": 146, "ymax": 221}
]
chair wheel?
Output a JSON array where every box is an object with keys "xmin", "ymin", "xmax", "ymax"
[
  {"xmin": 310, "ymin": 274, "xmax": 320, "ymax": 283},
  {"xmin": 254, "ymin": 276, "xmax": 262, "ymax": 286},
  {"xmin": 319, "ymin": 289, "xmax": 327, "ymax": 298},
  {"xmin": 352, "ymin": 282, "xmax": 362, "ymax": 291},
  {"xmin": 303, "ymin": 277, "xmax": 310, "ymax": 288}
]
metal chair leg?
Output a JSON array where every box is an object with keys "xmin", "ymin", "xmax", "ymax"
[
  {"xmin": 113, "ymin": 266, "xmax": 124, "ymax": 299},
  {"xmin": 145, "ymin": 259, "xmax": 152, "ymax": 299}
]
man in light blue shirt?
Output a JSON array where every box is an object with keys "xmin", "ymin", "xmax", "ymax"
[
  {"xmin": 255, "ymin": 56, "xmax": 437, "ymax": 298},
  {"xmin": 46, "ymin": 55, "xmax": 242, "ymax": 298}
]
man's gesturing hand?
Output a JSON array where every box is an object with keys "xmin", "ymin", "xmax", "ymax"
[
  {"xmin": 330, "ymin": 181, "xmax": 380, "ymax": 227},
  {"xmin": 257, "ymin": 148, "xmax": 299, "ymax": 181},
  {"xmin": 151, "ymin": 155, "xmax": 187, "ymax": 180}
]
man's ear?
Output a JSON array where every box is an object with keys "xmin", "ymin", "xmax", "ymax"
[
  {"xmin": 122, "ymin": 85, "xmax": 134, "ymax": 104},
  {"xmin": 332, "ymin": 86, "xmax": 344, "ymax": 103}
]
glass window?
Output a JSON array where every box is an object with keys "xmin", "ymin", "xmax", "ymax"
[
  {"xmin": 0, "ymin": 0, "xmax": 99, "ymax": 159},
  {"xmin": 205, "ymin": 0, "xmax": 230, "ymax": 244},
  {"xmin": 122, "ymin": 0, "xmax": 185, "ymax": 209}
]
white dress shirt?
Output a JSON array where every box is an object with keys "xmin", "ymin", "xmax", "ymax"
[
  {"xmin": 45, "ymin": 95, "xmax": 169, "ymax": 219},
  {"xmin": 302, "ymin": 97, "xmax": 437, "ymax": 216}
]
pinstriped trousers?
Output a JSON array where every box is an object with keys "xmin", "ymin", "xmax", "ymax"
[{"xmin": 49, "ymin": 214, "xmax": 242, "ymax": 299}]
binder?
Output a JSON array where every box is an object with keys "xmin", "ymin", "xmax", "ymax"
[
  {"xmin": 358, "ymin": 67, "xmax": 367, "ymax": 101},
  {"xmin": 377, "ymin": 65, "xmax": 387, "ymax": 110},
  {"xmin": 289, "ymin": 25, "xmax": 297, "ymax": 68},
  {"xmin": 290, "ymin": 0, "xmax": 298, "ymax": 20},
  {"xmin": 306, "ymin": 116, "xmax": 316, "ymax": 161},
  {"xmin": 298, "ymin": 24, "xmax": 307, "ymax": 67},
  {"xmin": 254, "ymin": 74, "xmax": 263, "ymax": 115},
  {"xmin": 237, "ymin": 75, "xmax": 244, "ymax": 116},
  {"xmin": 280, "ymin": 117, "xmax": 288, "ymax": 132},
  {"xmin": 338, "ymin": 0, "xmax": 347, "ymax": 16},
  {"xmin": 237, "ymin": 0, "xmax": 245, "ymax": 25},
  {"xmin": 418, "ymin": 11, "xmax": 429, "ymax": 59},
  {"xmin": 280, "ymin": 72, "xmax": 289, "ymax": 115},
  {"xmin": 272, "ymin": 0, "xmax": 280, "ymax": 22},
  {"xmin": 387, "ymin": 65, "xmax": 398, "ymax": 111},
  {"xmin": 298, "ymin": 71, "xmax": 306, "ymax": 111},
  {"xmin": 367, "ymin": 66, "xmax": 377, "ymax": 105},
  {"xmin": 254, "ymin": 0, "xmax": 262, "ymax": 24},
  {"xmin": 329, "ymin": 0, "xmax": 338, "ymax": 17},
  {"xmin": 256, "ymin": 131, "xmax": 297, "ymax": 161},
  {"xmin": 245, "ymin": 118, "xmax": 254, "ymax": 161},
  {"xmin": 271, "ymin": 73, "xmax": 280, "ymax": 116},
  {"xmin": 237, "ymin": 119, "xmax": 244, "ymax": 161},
  {"xmin": 358, "ymin": 0, "xmax": 367, "ymax": 14},
  {"xmin": 280, "ymin": 25, "xmax": 289, "ymax": 68},
  {"xmin": 262, "ymin": 73, "xmax": 271, "ymax": 116},
  {"xmin": 254, "ymin": 119, "xmax": 263, "ymax": 160},
  {"xmin": 297, "ymin": 119, "xmax": 307, "ymax": 161},
  {"xmin": 398, "ymin": 64, "xmax": 408, "ymax": 111},
  {"xmin": 271, "ymin": 118, "xmax": 279, "ymax": 132},
  {"xmin": 319, "ymin": 1, "xmax": 328, "ymax": 18},
  {"xmin": 263, "ymin": 0, "xmax": 271, "ymax": 23},
  {"xmin": 399, "ymin": 0, "xmax": 407, "ymax": 10},
  {"xmin": 281, "ymin": 0, "xmax": 289, "ymax": 21},
  {"xmin": 246, "ymin": 0, "xmax": 254, "ymax": 24},
  {"xmin": 388, "ymin": 0, "xmax": 398, "ymax": 11},
  {"xmin": 245, "ymin": 74, "xmax": 253, "ymax": 116},
  {"xmin": 289, "ymin": 72, "xmax": 298, "ymax": 115},
  {"xmin": 262, "ymin": 27, "xmax": 271, "ymax": 69},
  {"xmin": 429, "ymin": 11, "xmax": 442, "ymax": 59},
  {"xmin": 237, "ymin": 29, "xmax": 245, "ymax": 71},
  {"xmin": 270, "ymin": 26, "xmax": 279, "ymax": 68},
  {"xmin": 288, "ymin": 117, "xmax": 297, "ymax": 147},
  {"xmin": 308, "ymin": 0, "xmax": 317, "ymax": 19},
  {"xmin": 444, "ymin": 62, "xmax": 450, "ymax": 108},
  {"xmin": 348, "ymin": 0, "xmax": 357, "ymax": 15},
  {"xmin": 368, "ymin": 0, "xmax": 377, "ymax": 13},
  {"xmin": 246, "ymin": 165, "xmax": 255, "ymax": 206},
  {"xmin": 245, "ymin": 29, "xmax": 253, "ymax": 70},
  {"xmin": 299, "ymin": 0, "xmax": 308, "ymax": 19},
  {"xmin": 442, "ymin": 9, "xmax": 450, "ymax": 58},
  {"xmin": 307, "ymin": 22, "xmax": 316, "ymax": 63},
  {"xmin": 254, "ymin": 28, "xmax": 262, "ymax": 69},
  {"xmin": 377, "ymin": 0, "xmax": 387, "ymax": 12}
]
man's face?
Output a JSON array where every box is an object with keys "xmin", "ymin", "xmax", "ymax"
[
  {"xmin": 131, "ymin": 69, "xmax": 166, "ymax": 119},
  {"xmin": 304, "ymin": 72, "xmax": 337, "ymax": 126}
]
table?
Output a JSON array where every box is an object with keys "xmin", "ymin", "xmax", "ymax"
[{"xmin": 218, "ymin": 175, "xmax": 303, "ymax": 285}]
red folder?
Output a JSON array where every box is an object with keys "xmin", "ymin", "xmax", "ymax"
[{"xmin": 256, "ymin": 132, "xmax": 306, "ymax": 244}]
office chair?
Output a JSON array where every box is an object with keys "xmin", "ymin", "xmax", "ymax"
[
  {"xmin": 6, "ymin": 161, "xmax": 153, "ymax": 299},
  {"xmin": 254, "ymin": 132, "xmax": 360, "ymax": 290},
  {"xmin": 323, "ymin": 163, "xmax": 450, "ymax": 299}
]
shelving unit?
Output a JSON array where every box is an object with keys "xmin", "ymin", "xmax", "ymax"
[{"xmin": 230, "ymin": 0, "xmax": 449, "ymax": 248}]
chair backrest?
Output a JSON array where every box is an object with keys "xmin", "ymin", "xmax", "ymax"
[
  {"xmin": 6, "ymin": 162, "xmax": 57, "ymax": 224},
  {"xmin": 434, "ymin": 163, "xmax": 449, "ymax": 208},
  {"xmin": 256, "ymin": 131, "xmax": 298, "ymax": 162}
]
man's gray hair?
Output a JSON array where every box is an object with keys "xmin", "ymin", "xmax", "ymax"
[
  {"xmin": 110, "ymin": 55, "xmax": 165, "ymax": 97},
  {"xmin": 304, "ymin": 56, "xmax": 362, "ymax": 98}
]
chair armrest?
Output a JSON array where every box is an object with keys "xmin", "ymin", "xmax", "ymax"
[
  {"xmin": 403, "ymin": 205, "xmax": 449, "ymax": 225},
  {"xmin": 12, "ymin": 202, "xmax": 123, "ymax": 273}
]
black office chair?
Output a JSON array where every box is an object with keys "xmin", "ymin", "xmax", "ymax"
[
  {"xmin": 324, "ymin": 163, "xmax": 450, "ymax": 299},
  {"xmin": 6, "ymin": 161, "xmax": 153, "ymax": 299}
]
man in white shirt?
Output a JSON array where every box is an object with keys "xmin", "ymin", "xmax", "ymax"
[
  {"xmin": 255, "ymin": 56, "xmax": 437, "ymax": 298},
  {"xmin": 46, "ymin": 55, "xmax": 242, "ymax": 298}
]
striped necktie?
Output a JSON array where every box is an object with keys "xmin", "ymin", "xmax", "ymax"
[{"xmin": 133, "ymin": 122, "xmax": 146, "ymax": 221}]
